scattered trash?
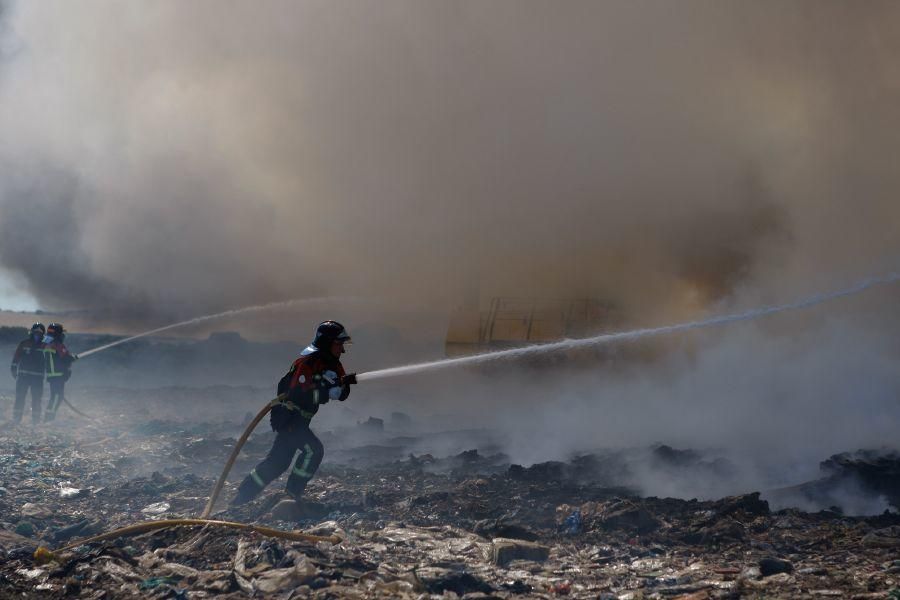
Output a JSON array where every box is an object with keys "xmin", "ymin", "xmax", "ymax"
[
  {"xmin": 14, "ymin": 521, "xmax": 35, "ymax": 538},
  {"xmin": 0, "ymin": 393, "xmax": 899, "ymax": 597},
  {"xmin": 759, "ymin": 557, "xmax": 794, "ymax": 576},
  {"xmin": 14, "ymin": 568, "xmax": 45, "ymax": 580},
  {"xmin": 561, "ymin": 508, "xmax": 582, "ymax": 535},
  {"xmin": 58, "ymin": 484, "xmax": 84, "ymax": 499},
  {"xmin": 490, "ymin": 538, "xmax": 550, "ymax": 566},
  {"xmin": 19, "ymin": 503, "xmax": 52, "ymax": 519},
  {"xmin": 139, "ymin": 576, "xmax": 181, "ymax": 590},
  {"xmin": 140, "ymin": 501, "xmax": 170, "ymax": 515}
]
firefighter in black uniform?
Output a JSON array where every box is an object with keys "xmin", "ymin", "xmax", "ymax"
[
  {"xmin": 10, "ymin": 323, "xmax": 46, "ymax": 424},
  {"xmin": 231, "ymin": 321, "xmax": 356, "ymax": 505}
]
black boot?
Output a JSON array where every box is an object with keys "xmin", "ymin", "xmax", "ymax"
[
  {"xmin": 230, "ymin": 473, "xmax": 265, "ymax": 506},
  {"xmin": 285, "ymin": 477, "xmax": 309, "ymax": 502}
]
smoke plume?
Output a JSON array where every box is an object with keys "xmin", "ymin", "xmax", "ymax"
[{"xmin": 1, "ymin": 1, "xmax": 897, "ymax": 326}]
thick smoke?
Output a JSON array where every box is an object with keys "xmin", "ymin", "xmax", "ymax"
[
  {"xmin": 2, "ymin": 1, "xmax": 900, "ymax": 510},
  {"xmin": 2, "ymin": 1, "xmax": 898, "ymax": 324}
]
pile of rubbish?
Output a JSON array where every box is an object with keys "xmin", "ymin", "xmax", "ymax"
[{"xmin": 1, "ymin": 388, "xmax": 899, "ymax": 598}]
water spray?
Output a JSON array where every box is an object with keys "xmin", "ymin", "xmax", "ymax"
[
  {"xmin": 56, "ymin": 297, "xmax": 347, "ymax": 419},
  {"xmin": 200, "ymin": 271, "xmax": 899, "ymax": 516},
  {"xmin": 77, "ymin": 296, "xmax": 348, "ymax": 359},
  {"xmin": 356, "ymin": 271, "xmax": 900, "ymax": 383},
  {"xmin": 44, "ymin": 272, "xmax": 899, "ymax": 562}
]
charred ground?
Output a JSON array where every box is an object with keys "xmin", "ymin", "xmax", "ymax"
[{"xmin": 0, "ymin": 387, "xmax": 899, "ymax": 599}]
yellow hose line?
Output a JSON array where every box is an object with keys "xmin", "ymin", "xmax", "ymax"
[
  {"xmin": 200, "ymin": 395, "xmax": 285, "ymax": 518},
  {"xmin": 35, "ymin": 518, "xmax": 340, "ymax": 564},
  {"xmin": 34, "ymin": 395, "xmax": 332, "ymax": 566}
]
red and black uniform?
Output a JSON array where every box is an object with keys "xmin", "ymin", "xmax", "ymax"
[
  {"xmin": 232, "ymin": 344, "xmax": 351, "ymax": 504},
  {"xmin": 42, "ymin": 331, "xmax": 76, "ymax": 422},
  {"xmin": 10, "ymin": 333, "xmax": 46, "ymax": 424}
]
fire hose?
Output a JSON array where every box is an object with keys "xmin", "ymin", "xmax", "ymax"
[
  {"xmin": 200, "ymin": 394, "xmax": 286, "ymax": 518},
  {"xmin": 36, "ymin": 385, "xmax": 354, "ymax": 564},
  {"xmin": 34, "ymin": 519, "xmax": 340, "ymax": 565},
  {"xmin": 61, "ymin": 396, "xmax": 94, "ymax": 420}
]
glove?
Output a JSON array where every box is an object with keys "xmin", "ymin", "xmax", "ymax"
[
  {"xmin": 328, "ymin": 385, "xmax": 343, "ymax": 401},
  {"xmin": 341, "ymin": 373, "xmax": 357, "ymax": 385},
  {"xmin": 10, "ymin": 366, "xmax": 17, "ymax": 380},
  {"xmin": 63, "ymin": 370, "xmax": 72, "ymax": 382}
]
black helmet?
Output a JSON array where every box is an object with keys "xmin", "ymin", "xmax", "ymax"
[
  {"xmin": 47, "ymin": 323, "xmax": 64, "ymax": 340},
  {"xmin": 313, "ymin": 321, "xmax": 351, "ymax": 349},
  {"xmin": 30, "ymin": 322, "xmax": 46, "ymax": 335}
]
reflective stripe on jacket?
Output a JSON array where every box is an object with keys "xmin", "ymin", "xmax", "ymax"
[
  {"xmin": 43, "ymin": 342, "xmax": 74, "ymax": 378},
  {"xmin": 11, "ymin": 338, "xmax": 46, "ymax": 376}
]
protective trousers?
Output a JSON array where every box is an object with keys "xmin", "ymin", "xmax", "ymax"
[
  {"xmin": 233, "ymin": 426, "xmax": 324, "ymax": 504},
  {"xmin": 13, "ymin": 375, "xmax": 43, "ymax": 424},
  {"xmin": 44, "ymin": 379, "xmax": 65, "ymax": 422}
]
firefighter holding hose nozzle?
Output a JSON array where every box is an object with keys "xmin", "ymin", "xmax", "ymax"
[
  {"xmin": 231, "ymin": 321, "xmax": 356, "ymax": 506},
  {"xmin": 42, "ymin": 323, "xmax": 77, "ymax": 422}
]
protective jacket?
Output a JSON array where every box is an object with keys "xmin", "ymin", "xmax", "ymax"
[
  {"xmin": 43, "ymin": 340, "xmax": 75, "ymax": 380},
  {"xmin": 271, "ymin": 345, "xmax": 349, "ymax": 432},
  {"xmin": 11, "ymin": 337, "xmax": 46, "ymax": 377}
]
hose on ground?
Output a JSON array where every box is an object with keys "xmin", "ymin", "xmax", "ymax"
[
  {"xmin": 34, "ymin": 518, "xmax": 340, "ymax": 564},
  {"xmin": 34, "ymin": 394, "xmax": 334, "ymax": 565},
  {"xmin": 62, "ymin": 396, "xmax": 95, "ymax": 420},
  {"xmin": 200, "ymin": 394, "xmax": 286, "ymax": 518}
]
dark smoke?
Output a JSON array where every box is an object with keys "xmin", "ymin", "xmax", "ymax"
[
  {"xmin": 0, "ymin": 166, "xmax": 141, "ymax": 313},
  {"xmin": 5, "ymin": 1, "xmax": 898, "ymax": 327}
]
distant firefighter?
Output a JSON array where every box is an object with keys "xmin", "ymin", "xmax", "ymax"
[
  {"xmin": 231, "ymin": 321, "xmax": 356, "ymax": 506},
  {"xmin": 42, "ymin": 323, "xmax": 77, "ymax": 422},
  {"xmin": 9, "ymin": 323, "xmax": 47, "ymax": 424}
]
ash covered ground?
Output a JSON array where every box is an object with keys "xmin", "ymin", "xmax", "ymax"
[{"xmin": 1, "ymin": 386, "xmax": 899, "ymax": 599}]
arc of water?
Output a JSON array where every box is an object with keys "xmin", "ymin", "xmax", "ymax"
[
  {"xmin": 356, "ymin": 272, "xmax": 900, "ymax": 383},
  {"xmin": 77, "ymin": 297, "xmax": 347, "ymax": 358}
]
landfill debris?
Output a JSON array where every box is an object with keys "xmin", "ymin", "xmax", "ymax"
[
  {"xmin": 140, "ymin": 501, "xmax": 171, "ymax": 515},
  {"xmin": 1, "ymin": 388, "xmax": 899, "ymax": 597},
  {"xmin": 561, "ymin": 508, "xmax": 583, "ymax": 535},
  {"xmin": 14, "ymin": 521, "xmax": 35, "ymax": 537},
  {"xmin": 490, "ymin": 537, "xmax": 550, "ymax": 565},
  {"xmin": 759, "ymin": 556, "xmax": 794, "ymax": 576},
  {"xmin": 58, "ymin": 484, "xmax": 85, "ymax": 499},
  {"xmin": 20, "ymin": 503, "xmax": 53, "ymax": 518}
]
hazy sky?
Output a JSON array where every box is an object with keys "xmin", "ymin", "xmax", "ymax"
[{"xmin": 0, "ymin": 268, "xmax": 37, "ymax": 311}]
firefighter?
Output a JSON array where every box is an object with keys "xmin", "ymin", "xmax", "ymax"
[
  {"xmin": 42, "ymin": 323, "xmax": 77, "ymax": 422},
  {"xmin": 231, "ymin": 321, "xmax": 356, "ymax": 506},
  {"xmin": 9, "ymin": 323, "xmax": 47, "ymax": 424}
]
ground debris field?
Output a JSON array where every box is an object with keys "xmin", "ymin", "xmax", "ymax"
[{"xmin": 1, "ymin": 390, "xmax": 899, "ymax": 599}]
